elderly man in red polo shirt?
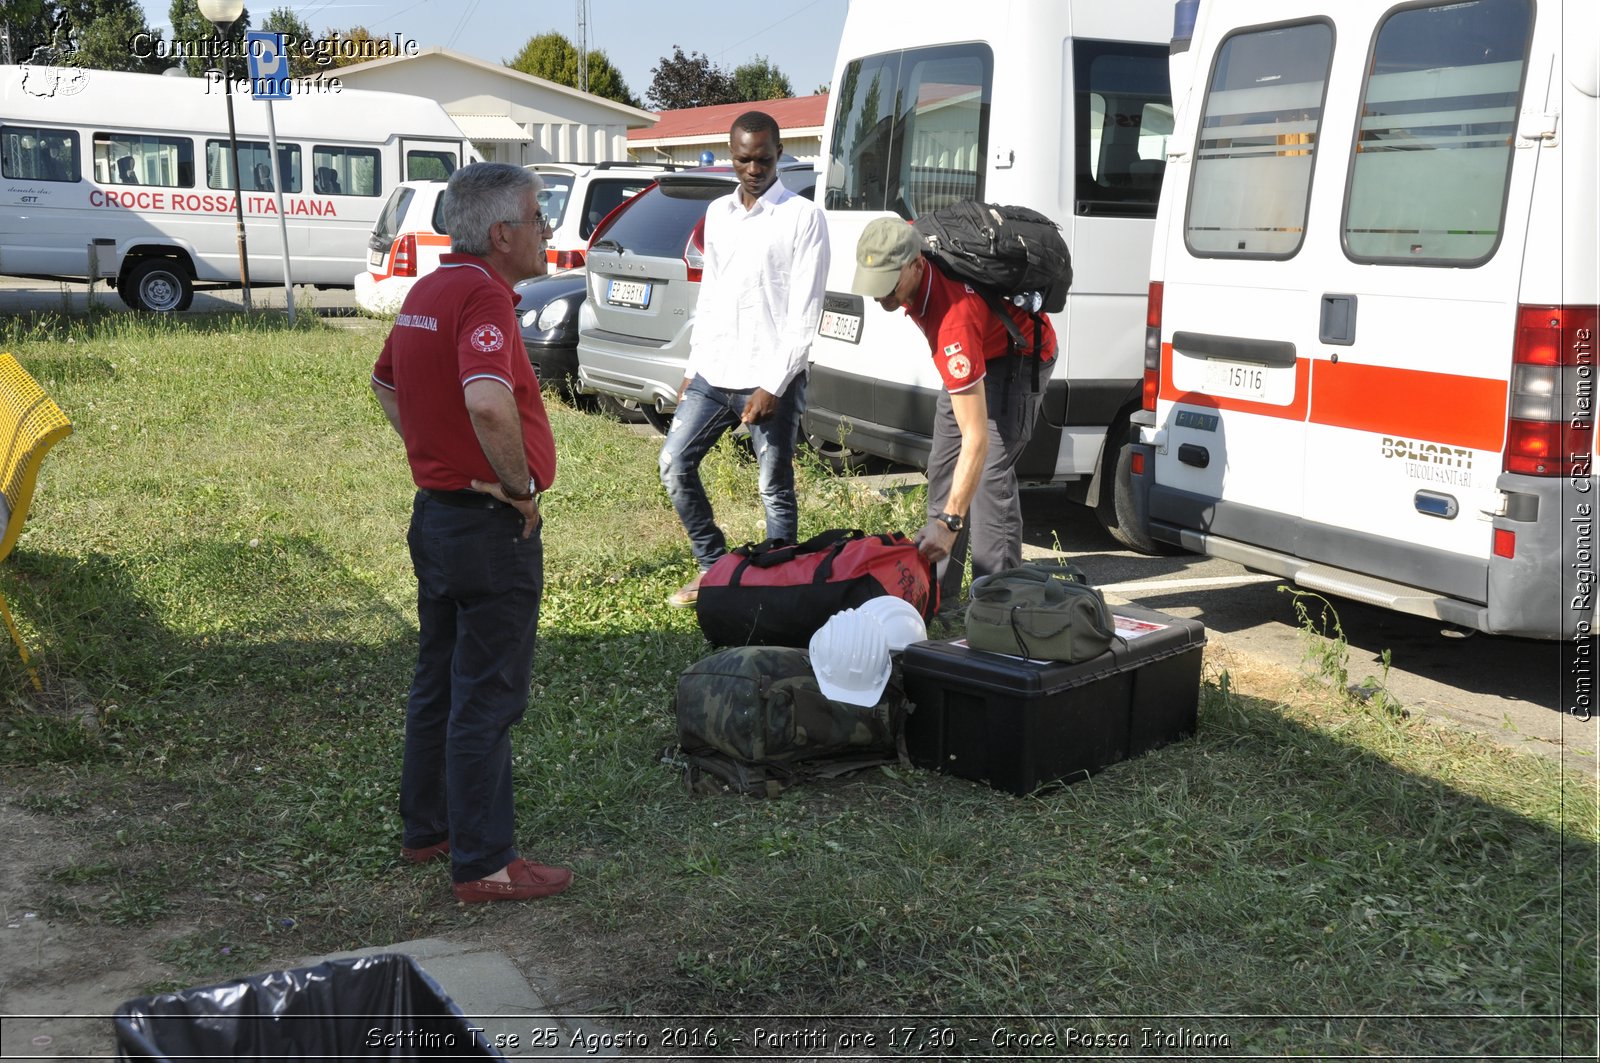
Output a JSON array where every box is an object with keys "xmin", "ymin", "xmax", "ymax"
[
  {"xmin": 849, "ymin": 217, "xmax": 1058, "ymax": 610},
  {"xmin": 371, "ymin": 162, "xmax": 570, "ymax": 904}
]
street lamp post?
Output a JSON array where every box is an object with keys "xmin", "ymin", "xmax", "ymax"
[{"xmin": 197, "ymin": 0, "xmax": 252, "ymax": 313}]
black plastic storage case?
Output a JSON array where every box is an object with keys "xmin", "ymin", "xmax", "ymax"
[{"xmin": 902, "ymin": 604, "xmax": 1206, "ymax": 795}]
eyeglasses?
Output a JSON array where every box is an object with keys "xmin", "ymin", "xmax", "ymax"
[{"xmin": 501, "ymin": 211, "xmax": 550, "ymax": 231}]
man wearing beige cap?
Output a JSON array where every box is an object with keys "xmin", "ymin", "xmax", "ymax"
[{"xmin": 850, "ymin": 217, "xmax": 1057, "ymax": 608}]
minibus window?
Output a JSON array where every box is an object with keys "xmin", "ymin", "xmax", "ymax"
[
  {"xmin": 1344, "ymin": 0, "xmax": 1534, "ymax": 265},
  {"xmin": 824, "ymin": 44, "xmax": 991, "ymax": 219},
  {"xmin": 315, "ymin": 146, "xmax": 381, "ymax": 196},
  {"xmin": 1186, "ymin": 21, "xmax": 1333, "ymax": 257},
  {"xmin": 405, "ymin": 150, "xmax": 456, "ymax": 182},
  {"xmin": 93, "ymin": 133, "xmax": 193, "ymax": 187},
  {"xmin": 1072, "ymin": 41, "xmax": 1171, "ymax": 217},
  {"xmin": 207, "ymin": 140, "xmax": 302, "ymax": 194},
  {"xmin": 1, "ymin": 126, "xmax": 78, "ymax": 182}
]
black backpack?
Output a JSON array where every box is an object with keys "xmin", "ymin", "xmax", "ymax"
[{"xmin": 912, "ymin": 201, "xmax": 1072, "ymax": 363}]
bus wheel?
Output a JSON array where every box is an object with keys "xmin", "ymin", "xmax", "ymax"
[{"xmin": 127, "ymin": 259, "xmax": 194, "ymax": 313}]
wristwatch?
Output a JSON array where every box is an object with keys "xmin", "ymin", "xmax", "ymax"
[
  {"xmin": 502, "ymin": 477, "xmax": 537, "ymax": 502},
  {"xmin": 935, "ymin": 512, "xmax": 964, "ymax": 533}
]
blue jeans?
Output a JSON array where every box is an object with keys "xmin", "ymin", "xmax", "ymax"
[
  {"xmin": 400, "ymin": 492, "xmax": 542, "ymax": 884},
  {"xmin": 659, "ymin": 373, "xmax": 807, "ymax": 570}
]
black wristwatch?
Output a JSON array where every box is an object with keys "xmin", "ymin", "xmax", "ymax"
[{"xmin": 936, "ymin": 512, "xmax": 964, "ymax": 533}]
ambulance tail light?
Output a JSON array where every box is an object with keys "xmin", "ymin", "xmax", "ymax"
[
  {"xmin": 1142, "ymin": 281, "xmax": 1164, "ymax": 411},
  {"xmin": 1505, "ymin": 304, "xmax": 1596, "ymax": 476},
  {"xmin": 392, "ymin": 235, "xmax": 417, "ymax": 278},
  {"xmin": 684, "ymin": 216, "xmax": 706, "ymax": 283}
]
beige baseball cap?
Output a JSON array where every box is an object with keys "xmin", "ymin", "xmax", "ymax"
[{"xmin": 850, "ymin": 218, "xmax": 922, "ymax": 298}]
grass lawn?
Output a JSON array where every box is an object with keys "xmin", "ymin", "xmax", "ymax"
[{"xmin": 1, "ymin": 312, "xmax": 1595, "ymax": 1058}]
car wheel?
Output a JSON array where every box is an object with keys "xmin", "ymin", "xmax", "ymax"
[
  {"xmin": 1096, "ymin": 421, "xmax": 1177, "ymax": 555},
  {"xmin": 593, "ymin": 393, "xmax": 647, "ymax": 424},
  {"xmin": 804, "ymin": 433, "xmax": 871, "ymax": 475},
  {"xmin": 639, "ymin": 403, "xmax": 672, "ymax": 436},
  {"xmin": 126, "ymin": 259, "xmax": 194, "ymax": 313}
]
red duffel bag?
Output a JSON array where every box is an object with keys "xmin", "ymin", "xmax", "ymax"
[{"xmin": 696, "ymin": 529, "xmax": 938, "ymax": 648}]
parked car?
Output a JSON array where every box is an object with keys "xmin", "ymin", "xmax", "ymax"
[
  {"xmin": 529, "ymin": 161, "xmax": 677, "ymax": 273},
  {"xmin": 353, "ymin": 179, "xmax": 450, "ymax": 315},
  {"xmin": 514, "ymin": 269, "xmax": 588, "ymax": 395},
  {"xmin": 576, "ymin": 161, "xmax": 818, "ymax": 434}
]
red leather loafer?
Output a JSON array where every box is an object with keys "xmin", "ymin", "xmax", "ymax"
[
  {"xmin": 400, "ymin": 839, "xmax": 450, "ymax": 864},
  {"xmin": 452, "ymin": 858, "xmax": 572, "ymax": 903}
]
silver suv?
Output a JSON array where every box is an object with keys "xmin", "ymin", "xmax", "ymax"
[
  {"xmin": 575, "ymin": 161, "xmax": 817, "ymax": 431},
  {"xmin": 528, "ymin": 161, "xmax": 677, "ymax": 272}
]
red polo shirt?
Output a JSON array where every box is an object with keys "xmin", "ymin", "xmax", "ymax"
[
  {"xmin": 904, "ymin": 259, "xmax": 1058, "ymax": 394},
  {"xmin": 372, "ymin": 254, "xmax": 556, "ymax": 492}
]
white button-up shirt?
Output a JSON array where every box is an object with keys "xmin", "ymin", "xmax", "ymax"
[{"xmin": 685, "ymin": 179, "xmax": 830, "ymax": 396}]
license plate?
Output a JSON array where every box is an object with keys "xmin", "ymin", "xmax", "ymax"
[
  {"xmin": 606, "ymin": 279, "xmax": 651, "ymax": 308},
  {"xmin": 368, "ymin": 250, "xmax": 384, "ymax": 267},
  {"xmin": 818, "ymin": 308, "xmax": 862, "ymax": 343},
  {"xmin": 1203, "ymin": 359, "xmax": 1268, "ymax": 401}
]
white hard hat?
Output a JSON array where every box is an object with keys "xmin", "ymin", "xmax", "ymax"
[
  {"xmin": 856, "ymin": 595, "xmax": 927, "ymax": 652},
  {"xmin": 809, "ymin": 607, "xmax": 892, "ymax": 707}
]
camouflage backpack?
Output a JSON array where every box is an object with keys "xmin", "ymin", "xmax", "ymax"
[{"xmin": 667, "ymin": 645, "xmax": 913, "ymax": 797}]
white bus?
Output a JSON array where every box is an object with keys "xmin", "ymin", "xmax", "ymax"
[
  {"xmin": 0, "ymin": 63, "xmax": 473, "ymax": 310},
  {"xmin": 1128, "ymin": 0, "xmax": 1596, "ymax": 640},
  {"xmin": 803, "ymin": 0, "xmax": 1176, "ymax": 548}
]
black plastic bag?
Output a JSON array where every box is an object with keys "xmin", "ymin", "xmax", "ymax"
[{"xmin": 114, "ymin": 952, "xmax": 503, "ymax": 1060}]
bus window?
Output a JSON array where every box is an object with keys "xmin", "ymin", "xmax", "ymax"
[
  {"xmin": 315, "ymin": 146, "xmax": 381, "ymax": 196},
  {"xmin": 93, "ymin": 132, "xmax": 194, "ymax": 187},
  {"xmin": 1185, "ymin": 20, "xmax": 1334, "ymax": 257},
  {"xmin": 207, "ymin": 140, "xmax": 302, "ymax": 193},
  {"xmin": 405, "ymin": 150, "xmax": 456, "ymax": 181},
  {"xmin": 824, "ymin": 43, "xmax": 992, "ymax": 218},
  {"xmin": 1, "ymin": 125, "xmax": 79, "ymax": 182},
  {"xmin": 1072, "ymin": 41, "xmax": 1171, "ymax": 217},
  {"xmin": 1343, "ymin": 0, "xmax": 1534, "ymax": 265}
]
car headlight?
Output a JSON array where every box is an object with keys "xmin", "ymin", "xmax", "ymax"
[{"xmin": 536, "ymin": 297, "xmax": 573, "ymax": 333}]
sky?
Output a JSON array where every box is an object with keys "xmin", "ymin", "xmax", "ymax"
[{"xmin": 152, "ymin": 0, "xmax": 851, "ymax": 102}]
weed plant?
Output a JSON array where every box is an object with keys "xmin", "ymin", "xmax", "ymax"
[{"xmin": 0, "ymin": 313, "xmax": 1594, "ymax": 1057}]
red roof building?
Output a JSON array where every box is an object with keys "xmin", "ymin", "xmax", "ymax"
[{"xmin": 628, "ymin": 94, "xmax": 829, "ymax": 166}]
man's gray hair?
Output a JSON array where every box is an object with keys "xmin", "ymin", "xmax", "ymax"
[{"xmin": 442, "ymin": 162, "xmax": 542, "ymax": 257}]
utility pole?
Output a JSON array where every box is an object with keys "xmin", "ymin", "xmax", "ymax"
[{"xmin": 575, "ymin": 0, "xmax": 589, "ymax": 93}]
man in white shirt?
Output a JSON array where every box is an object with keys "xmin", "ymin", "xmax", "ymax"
[{"xmin": 661, "ymin": 110, "xmax": 830, "ymax": 606}]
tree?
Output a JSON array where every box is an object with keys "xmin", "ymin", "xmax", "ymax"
[
  {"xmin": 646, "ymin": 44, "xmax": 738, "ymax": 111},
  {"xmin": 731, "ymin": 55, "xmax": 792, "ymax": 102},
  {"xmin": 167, "ymin": 0, "xmax": 252, "ymax": 78},
  {"xmin": 505, "ymin": 31, "xmax": 639, "ymax": 109},
  {"xmin": 261, "ymin": 5, "xmax": 316, "ymax": 77},
  {"xmin": 322, "ymin": 26, "xmax": 398, "ymax": 69}
]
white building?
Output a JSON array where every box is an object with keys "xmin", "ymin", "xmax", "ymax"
[{"xmin": 333, "ymin": 47, "xmax": 656, "ymax": 166}]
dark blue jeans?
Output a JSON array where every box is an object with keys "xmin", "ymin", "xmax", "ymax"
[
  {"xmin": 400, "ymin": 492, "xmax": 542, "ymax": 883},
  {"xmin": 659, "ymin": 373, "xmax": 807, "ymax": 570}
]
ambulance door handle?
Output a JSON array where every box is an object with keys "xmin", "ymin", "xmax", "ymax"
[{"xmin": 1320, "ymin": 294, "xmax": 1357, "ymax": 346}]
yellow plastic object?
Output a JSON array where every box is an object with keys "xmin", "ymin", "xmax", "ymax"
[{"xmin": 0, "ymin": 353, "xmax": 72, "ymax": 690}]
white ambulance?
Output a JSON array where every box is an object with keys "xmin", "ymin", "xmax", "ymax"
[
  {"xmin": 0, "ymin": 63, "xmax": 471, "ymax": 310},
  {"xmin": 803, "ymin": 0, "xmax": 1175, "ymax": 546},
  {"xmin": 1128, "ymin": 0, "xmax": 1596, "ymax": 640}
]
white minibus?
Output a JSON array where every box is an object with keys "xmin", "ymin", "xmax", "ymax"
[
  {"xmin": 0, "ymin": 63, "xmax": 472, "ymax": 310},
  {"xmin": 804, "ymin": 0, "xmax": 1176, "ymax": 548},
  {"xmin": 1129, "ymin": 0, "xmax": 1596, "ymax": 640}
]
